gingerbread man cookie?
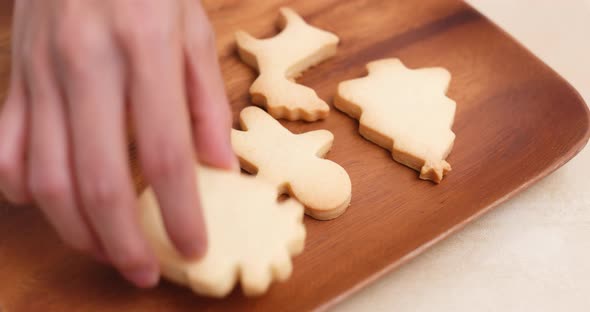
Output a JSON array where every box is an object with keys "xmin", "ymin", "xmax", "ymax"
[
  {"xmin": 335, "ymin": 58, "xmax": 456, "ymax": 183},
  {"xmin": 235, "ymin": 8, "xmax": 339, "ymax": 121},
  {"xmin": 232, "ymin": 107, "xmax": 351, "ymax": 220},
  {"xmin": 139, "ymin": 166, "xmax": 305, "ymax": 297}
]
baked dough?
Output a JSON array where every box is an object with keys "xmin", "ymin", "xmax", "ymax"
[
  {"xmin": 232, "ymin": 106, "xmax": 351, "ymax": 220},
  {"xmin": 235, "ymin": 8, "xmax": 339, "ymax": 121},
  {"xmin": 335, "ymin": 58, "xmax": 456, "ymax": 183},
  {"xmin": 139, "ymin": 166, "xmax": 306, "ymax": 297}
]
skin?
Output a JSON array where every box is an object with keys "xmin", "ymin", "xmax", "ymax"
[{"xmin": 0, "ymin": 0, "xmax": 236, "ymax": 288}]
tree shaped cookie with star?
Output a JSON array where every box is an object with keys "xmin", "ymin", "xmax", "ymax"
[
  {"xmin": 232, "ymin": 106, "xmax": 352, "ymax": 220},
  {"xmin": 335, "ymin": 58, "xmax": 456, "ymax": 183}
]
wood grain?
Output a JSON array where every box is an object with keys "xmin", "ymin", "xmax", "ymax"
[{"xmin": 1, "ymin": 0, "xmax": 589, "ymax": 311}]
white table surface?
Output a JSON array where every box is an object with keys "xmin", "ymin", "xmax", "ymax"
[{"xmin": 335, "ymin": 1, "xmax": 590, "ymax": 311}]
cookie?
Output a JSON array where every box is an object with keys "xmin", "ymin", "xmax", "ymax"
[
  {"xmin": 335, "ymin": 58, "xmax": 456, "ymax": 183},
  {"xmin": 139, "ymin": 166, "xmax": 306, "ymax": 297},
  {"xmin": 235, "ymin": 8, "xmax": 339, "ymax": 121},
  {"xmin": 231, "ymin": 106, "xmax": 351, "ymax": 220}
]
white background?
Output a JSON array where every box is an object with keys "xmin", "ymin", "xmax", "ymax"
[{"xmin": 336, "ymin": 1, "xmax": 590, "ymax": 311}]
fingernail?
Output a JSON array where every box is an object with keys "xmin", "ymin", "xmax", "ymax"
[
  {"xmin": 224, "ymin": 142, "xmax": 239, "ymax": 170},
  {"xmin": 125, "ymin": 267, "xmax": 160, "ymax": 288},
  {"xmin": 180, "ymin": 241, "xmax": 207, "ymax": 260},
  {"xmin": 230, "ymin": 156, "xmax": 241, "ymax": 172},
  {"xmin": 178, "ymin": 229, "xmax": 208, "ymax": 259}
]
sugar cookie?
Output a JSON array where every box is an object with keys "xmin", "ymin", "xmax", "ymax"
[
  {"xmin": 139, "ymin": 166, "xmax": 305, "ymax": 297},
  {"xmin": 232, "ymin": 106, "xmax": 351, "ymax": 220},
  {"xmin": 235, "ymin": 8, "xmax": 339, "ymax": 121},
  {"xmin": 335, "ymin": 58, "xmax": 456, "ymax": 183}
]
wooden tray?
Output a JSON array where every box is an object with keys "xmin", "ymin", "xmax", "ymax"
[{"xmin": 1, "ymin": 0, "xmax": 589, "ymax": 311}]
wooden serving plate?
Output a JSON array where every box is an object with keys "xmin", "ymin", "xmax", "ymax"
[{"xmin": 1, "ymin": 0, "xmax": 589, "ymax": 311}]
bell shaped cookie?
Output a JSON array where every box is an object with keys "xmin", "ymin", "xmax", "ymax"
[
  {"xmin": 232, "ymin": 107, "xmax": 352, "ymax": 220},
  {"xmin": 335, "ymin": 58, "xmax": 456, "ymax": 183},
  {"xmin": 235, "ymin": 8, "xmax": 339, "ymax": 121},
  {"xmin": 139, "ymin": 166, "xmax": 305, "ymax": 297}
]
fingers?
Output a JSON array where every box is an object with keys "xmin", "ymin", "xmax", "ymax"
[
  {"xmin": 0, "ymin": 69, "xmax": 30, "ymax": 204},
  {"xmin": 117, "ymin": 6, "xmax": 207, "ymax": 259},
  {"xmin": 24, "ymin": 34, "xmax": 101, "ymax": 258},
  {"xmin": 54, "ymin": 17, "xmax": 158, "ymax": 288},
  {"xmin": 0, "ymin": 3, "xmax": 31, "ymax": 204},
  {"xmin": 183, "ymin": 1, "xmax": 236, "ymax": 169}
]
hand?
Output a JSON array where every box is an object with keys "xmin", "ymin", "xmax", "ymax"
[{"xmin": 0, "ymin": 0, "xmax": 235, "ymax": 288}]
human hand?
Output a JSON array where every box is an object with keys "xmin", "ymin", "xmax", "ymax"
[{"xmin": 0, "ymin": 0, "xmax": 235, "ymax": 288}]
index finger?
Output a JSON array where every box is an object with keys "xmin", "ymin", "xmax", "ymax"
[
  {"xmin": 183, "ymin": 1, "xmax": 236, "ymax": 170},
  {"xmin": 120, "ymin": 11, "xmax": 207, "ymax": 259}
]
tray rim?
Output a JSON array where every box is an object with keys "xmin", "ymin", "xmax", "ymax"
[
  {"xmin": 317, "ymin": 3, "xmax": 590, "ymax": 311},
  {"xmin": 1, "ymin": 2, "xmax": 589, "ymax": 311}
]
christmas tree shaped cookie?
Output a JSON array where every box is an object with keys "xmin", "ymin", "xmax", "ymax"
[
  {"xmin": 335, "ymin": 58, "xmax": 456, "ymax": 183},
  {"xmin": 235, "ymin": 8, "xmax": 339, "ymax": 121},
  {"xmin": 139, "ymin": 166, "xmax": 305, "ymax": 297},
  {"xmin": 232, "ymin": 107, "xmax": 352, "ymax": 220}
]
